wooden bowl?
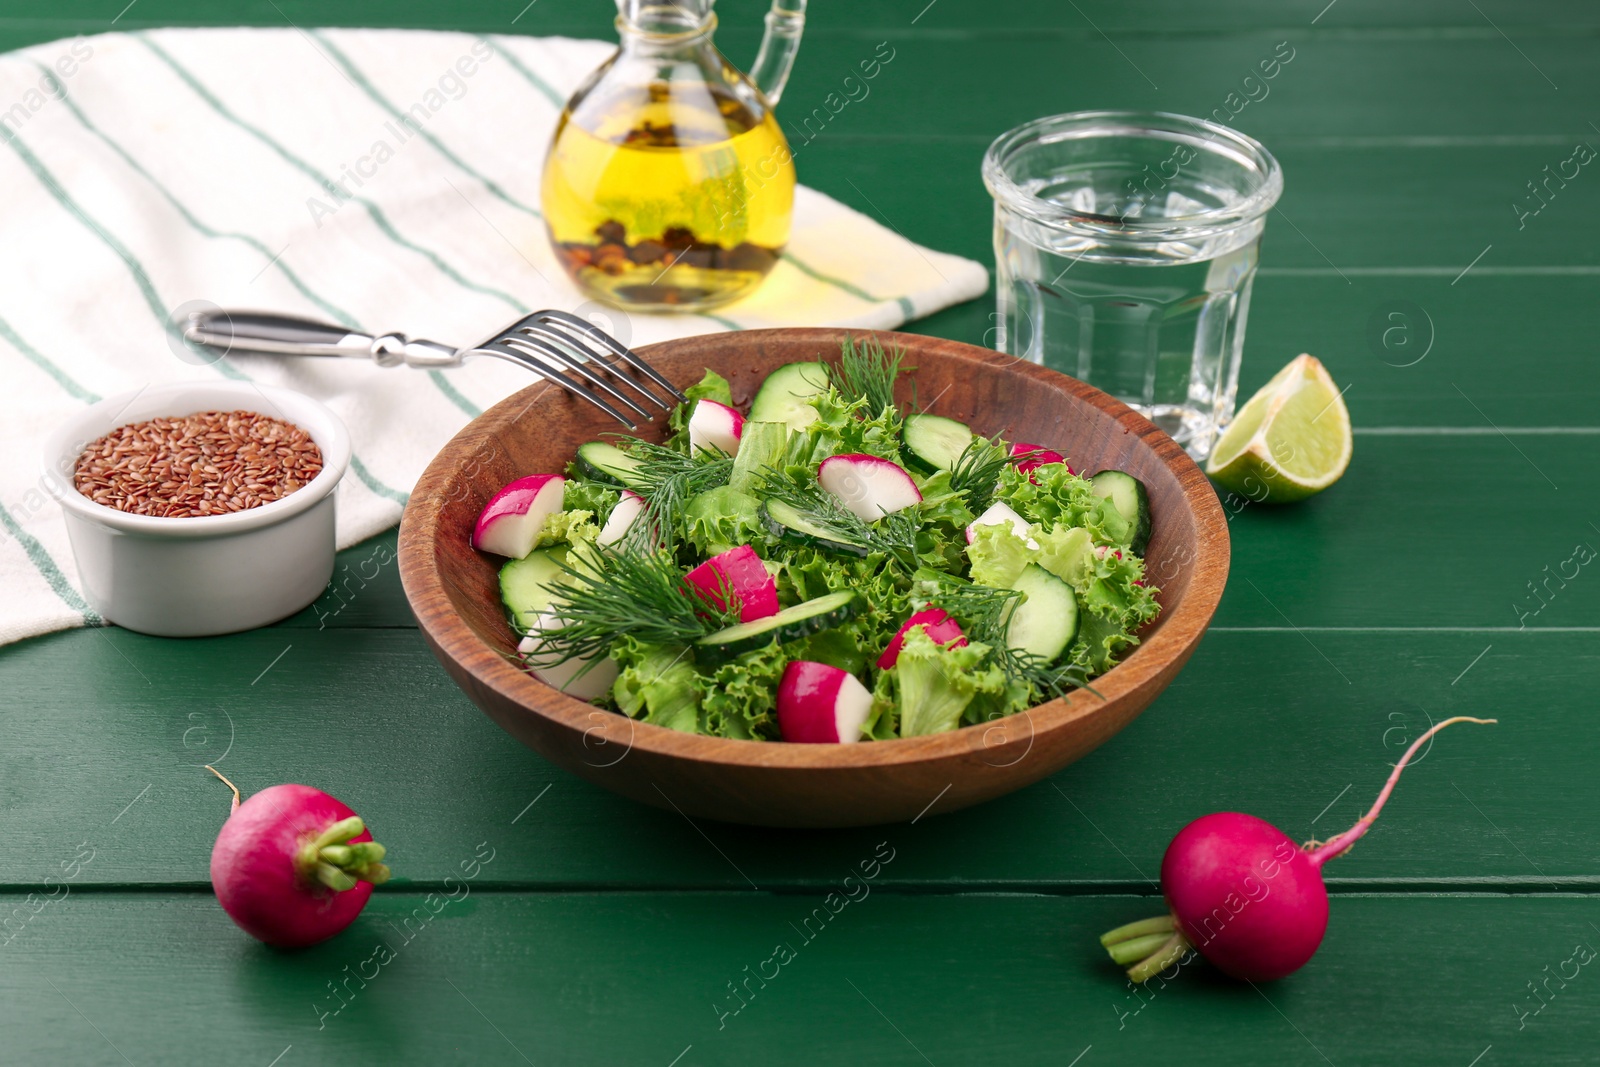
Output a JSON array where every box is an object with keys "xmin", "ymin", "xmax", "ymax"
[{"xmin": 399, "ymin": 329, "xmax": 1229, "ymax": 828}]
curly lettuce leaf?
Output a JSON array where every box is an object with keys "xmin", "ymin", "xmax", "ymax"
[
  {"xmin": 885, "ymin": 627, "xmax": 1014, "ymax": 737},
  {"xmin": 610, "ymin": 638, "xmax": 702, "ymax": 733},
  {"xmin": 684, "ymin": 486, "xmax": 766, "ymax": 557},
  {"xmin": 701, "ymin": 642, "xmax": 788, "ymax": 740},
  {"xmin": 966, "ymin": 522, "xmax": 1037, "ymax": 588},
  {"xmin": 995, "ymin": 463, "xmax": 1131, "ymax": 546},
  {"xmin": 1069, "ymin": 547, "xmax": 1161, "ymax": 675}
]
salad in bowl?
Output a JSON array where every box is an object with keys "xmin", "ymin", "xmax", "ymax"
[{"xmin": 470, "ymin": 338, "xmax": 1158, "ymax": 745}]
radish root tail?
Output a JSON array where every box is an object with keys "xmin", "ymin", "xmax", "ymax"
[
  {"xmin": 1309, "ymin": 715, "xmax": 1496, "ymax": 868},
  {"xmin": 205, "ymin": 765, "xmax": 241, "ymax": 814}
]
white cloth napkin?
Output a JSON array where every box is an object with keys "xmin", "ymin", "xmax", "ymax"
[{"xmin": 0, "ymin": 28, "xmax": 987, "ymax": 646}]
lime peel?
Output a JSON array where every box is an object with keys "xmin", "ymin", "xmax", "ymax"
[{"xmin": 1205, "ymin": 354, "xmax": 1351, "ymax": 504}]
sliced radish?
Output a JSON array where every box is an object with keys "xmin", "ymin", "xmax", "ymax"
[
  {"xmin": 876, "ymin": 608, "xmax": 968, "ymax": 670},
  {"xmin": 817, "ymin": 453, "xmax": 921, "ymax": 521},
  {"xmin": 688, "ymin": 399, "xmax": 744, "ymax": 457},
  {"xmin": 777, "ymin": 661, "xmax": 874, "ymax": 744},
  {"xmin": 966, "ymin": 501, "xmax": 1039, "ymax": 549},
  {"xmin": 598, "ymin": 490, "xmax": 646, "ymax": 547},
  {"xmin": 684, "ymin": 545, "xmax": 780, "ymax": 622},
  {"xmin": 473, "ymin": 474, "xmax": 565, "ymax": 559},
  {"xmin": 517, "ymin": 611, "xmax": 619, "ymax": 700}
]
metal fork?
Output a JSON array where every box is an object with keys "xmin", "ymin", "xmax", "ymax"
[{"xmin": 179, "ymin": 308, "xmax": 686, "ymax": 429}]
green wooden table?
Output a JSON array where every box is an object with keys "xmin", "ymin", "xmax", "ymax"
[{"xmin": 4, "ymin": 2, "xmax": 1598, "ymax": 1063}]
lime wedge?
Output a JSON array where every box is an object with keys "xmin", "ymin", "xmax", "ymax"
[{"xmin": 1205, "ymin": 354, "xmax": 1351, "ymax": 503}]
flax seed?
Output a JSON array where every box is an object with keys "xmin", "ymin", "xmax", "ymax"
[{"xmin": 73, "ymin": 410, "xmax": 323, "ymax": 518}]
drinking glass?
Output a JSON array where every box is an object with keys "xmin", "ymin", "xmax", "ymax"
[{"xmin": 983, "ymin": 111, "xmax": 1282, "ymax": 460}]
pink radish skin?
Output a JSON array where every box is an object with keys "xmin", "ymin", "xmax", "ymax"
[
  {"xmin": 688, "ymin": 399, "xmax": 744, "ymax": 457},
  {"xmin": 818, "ymin": 454, "xmax": 921, "ymax": 521},
  {"xmin": 1102, "ymin": 716, "xmax": 1496, "ymax": 983},
  {"xmin": 598, "ymin": 490, "xmax": 646, "ymax": 547},
  {"xmin": 473, "ymin": 474, "xmax": 565, "ymax": 559},
  {"xmin": 877, "ymin": 608, "xmax": 968, "ymax": 670},
  {"xmin": 209, "ymin": 776, "xmax": 391, "ymax": 949},
  {"xmin": 777, "ymin": 661, "xmax": 874, "ymax": 743},
  {"xmin": 1011, "ymin": 441, "xmax": 1069, "ymax": 476},
  {"xmin": 684, "ymin": 545, "xmax": 779, "ymax": 622}
]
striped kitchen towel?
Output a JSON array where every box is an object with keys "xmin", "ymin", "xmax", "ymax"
[{"xmin": 0, "ymin": 28, "xmax": 987, "ymax": 646}]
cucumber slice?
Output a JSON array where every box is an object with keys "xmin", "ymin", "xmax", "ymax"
[
  {"xmin": 760, "ymin": 499, "xmax": 869, "ymax": 557},
  {"xmin": 1090, "ymin": 470, "xmax": 1152, "ymax": 555},
  {"xmin": 1006, "ymin": 564, "xmax": 1079, "ymax": 661},
  {"xmin": 499, "ymin": 546, "xmax": 571, "ymax": 634},
  {"xmin": 695, "ymin": 591, "xmax": 860, "ymax": 665},
  {"xmin": 575, "ymin": 442, "xmax": 645, "ymax": 489},
  {"xmin": 901, "ymin": 413, "xmax": 973, "ymax": 474},
  {"xmin": 749, "ymin": 362, "xmax": 830, "ymax": 432}
]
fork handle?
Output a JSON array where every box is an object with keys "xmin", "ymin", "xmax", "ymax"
[{"xmin": 180, "ymin": 309, "xmax": 461, "ymax": 369}]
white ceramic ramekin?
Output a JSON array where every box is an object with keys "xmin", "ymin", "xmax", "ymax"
[{"xmin": 41, "ymin": 381, "xmax": 351, "ymax": 637}]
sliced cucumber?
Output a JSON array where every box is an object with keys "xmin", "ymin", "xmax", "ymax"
[
  {"xmin": 1006, "ymin": 564, "xmax": 1079, "ymax": 661},
  {"xmin": 499, "ymin": 546, "xmax": 571, "ymax": 634},
  {"xmin": 694, "ymin": 591, "xmax": 860, "ymax": 665},
  {"xmin": 760, "ymin": 499, "xmax": 869, "ymax": 557},
  {"xmin": 1089, "ymin": 470, "xmax": 1152, "ymax": 555},
  {"xmin": 575, "ymin": 441, "xmax": 645, "ymax": 489},
  {"xmin": 901, "ymin": 413, "xmax": 973, "ymax": 474},
  {"xmin": 748, "ymin": 362, "xmax": 830, "ymax": 432}
]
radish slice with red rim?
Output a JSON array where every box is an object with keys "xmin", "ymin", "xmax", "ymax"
[
  {"xmin": 684, "ymin": 545, "xmax": 780, "ymax": 622},
  {"xmin": 877, "ymin": 608, "xmax": 967, "ymax": 669},
  {"xmin": 473, "ymin": 474, "xmax": 565, "ymax": 559},
  {"xmin": 688, "ymin": 399, "xmax": 744, "ymax": 457},
  {"xmin": 598, "ymin": 490, "xmax": 646, "ymax": 546},
  {"xmin": 777, "ymin": 661, "xmax": 874, "ymax": 743},
  {"xmin": 817, "ymin": 453, "xmax": 921, "ymax": 521}
]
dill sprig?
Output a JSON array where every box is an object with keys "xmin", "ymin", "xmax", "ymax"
[
  {"xmin": 537, "ymin": 545, "xmax": 736, "ymax": 665},
  {"xmin": 947, "ymin": 434, "xmax": 1013, "ymax": 513},
  {"xmin": 609, "ymin": 436, "xmax": 733, "ymax": 550},
  {"xmin": 917, "ymin": 574, "xmax": 1097, "ymax": 699},
  {"xmin": 829, "ymin": 335, "xmax": 905, "ymax": 419},
  {"xmin": 752, "ymin": 466, "xmax": 921, "ymax": 570}
]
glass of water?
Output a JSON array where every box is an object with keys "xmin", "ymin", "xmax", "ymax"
[{"xmin": 982, "ymin": 111, "xmax": 1282, "ymax": 460}]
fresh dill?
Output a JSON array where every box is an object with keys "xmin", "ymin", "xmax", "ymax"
[
  {"xmin": 608, "ymin": 436, "xmax": 733, "ymax": 550},
  {"xmin": 752, "ymin": 466, "xmax": 921, "ymax": 570},
  {"xmin": 829, "ymin": 335, "xmax": 905, "ymax": 419},
  {"xmin": 537, "ymin": 544, "xmax": 736, "ymax": 664},
  {"xmin": 947, "ymin": 434, "xmax": 1013, "ymax": 513},
  {"xmin": 917, "ymin": 573, "xmax": 1096, "ymax": 699}
]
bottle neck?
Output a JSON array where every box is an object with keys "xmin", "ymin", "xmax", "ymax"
[{"xmin": 616, "ymin": 1, "xmax": 715, "ymax": 39}]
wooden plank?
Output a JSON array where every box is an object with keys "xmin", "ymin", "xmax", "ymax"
[
  {"xmin": 1, "ymin": 890, "xmax": 1595, "ymax": 1064},
  {"xmin": 0, "ymin": 620, "xmax": 1590, "ymax": 887}
]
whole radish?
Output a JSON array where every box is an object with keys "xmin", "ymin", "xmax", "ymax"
[
  {"xmin": 1101, "ymin": 716, "xmax": 1494, "ymax": 983},
  {"xmin": 206, "ymin": 767, "xmax": 391, "ymax": 948}
]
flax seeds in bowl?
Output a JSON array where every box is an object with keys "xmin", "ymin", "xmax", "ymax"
[{"xmin": 73, "ymin": 410, "xmax": 324, "ymax": 519}]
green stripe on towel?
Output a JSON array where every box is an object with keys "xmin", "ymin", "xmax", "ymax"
[
  {"xmin": 311, "ymin": 31, "xmax": 542, "ymax": 220},
  {"xmin": 0, "ymin": 312, "xmax": 100, "ymax": 403},
  {"xmin": 136, "ymin": 32, "xmax": 532, "ymax": 317},
  {"xmin": 0, "ymin": 501, "xmax": 101, "ymax": 625},
  {"xmin": 486, "ymin": 37, "xmax": 565, "ymax": 108}
]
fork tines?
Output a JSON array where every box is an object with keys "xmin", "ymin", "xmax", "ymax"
[{"xmin": 474, "ymin": 309, "xmax": 686, "ymax": 430}]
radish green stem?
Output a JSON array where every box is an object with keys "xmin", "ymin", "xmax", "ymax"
[
  {"xmin": 1100, "ymin": 914, "xmax": 1175, "ymax": 946},
  {"xmin": 205, "ymin": 765, "xmax": 241, "ymax": 814},
  {"xmin": 1126, "ymin": 932, "xmax": 1192, "ymax": 984},
  {"xmin": 1309, "ymin": 716, "xmax": 1496, "ymax": 868},
  {"xmin": 294, "ymin": 815, "xmax": 392, "ymax": 891},
  {"xmin": 1107, "ymin": 933, "xmax": 1171, "ymax": 965}
]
